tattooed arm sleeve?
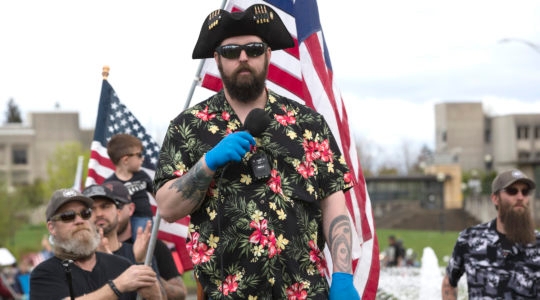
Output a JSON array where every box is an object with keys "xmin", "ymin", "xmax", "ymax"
[
  {"xmin": 321, "ymin": 191, "xmax": 354, "ymax": 273},
  {"xmin": 155, "ymin": 157, "xmax": 214, "ymax": 222}
]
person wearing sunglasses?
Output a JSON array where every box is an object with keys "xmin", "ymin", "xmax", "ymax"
[
  {"xmin": 442, "ymin": 169, "xmax": 540, "ymax": 299},
  {"xmin": 154, "ymin": 4, "xmax": 359, "ymax": 300},
  {"xmin": 29, "ymin": 188, "xmax": 164, "ymax": 300},
  {"xmin": 106, "ymin": 133, "xmax": 155, "ymax": 241}
]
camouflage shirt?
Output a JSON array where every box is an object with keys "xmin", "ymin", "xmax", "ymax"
[
  {"xmin": 154, "ymin": 90, "xmax": 353, "ymax": 299},
  {"xmin": 446, "ymin": 218, "xmax": 540, "ymax": 299}
]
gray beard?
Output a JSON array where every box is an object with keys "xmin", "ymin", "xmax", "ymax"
[{"xmin": 51, "ymin": 228, "xmax": 101, "ymax": 261}]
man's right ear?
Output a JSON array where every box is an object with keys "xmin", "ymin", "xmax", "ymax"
[{"xmin": 490, "ymin": 193, "xmax": 499, "ymax": 210}]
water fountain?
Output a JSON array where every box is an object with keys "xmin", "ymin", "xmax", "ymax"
[{"xmin": 377, "ymin": 247, "xmax": 468, "ymax": 299}]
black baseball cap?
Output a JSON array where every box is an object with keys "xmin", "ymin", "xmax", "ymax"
[
  {"xmin": 83, "ymin": 182, "xmax": 131, "ymax": 207},
  {"xmin": 46, "ymin": 188, "xmax": 93, "ymax": 221}
]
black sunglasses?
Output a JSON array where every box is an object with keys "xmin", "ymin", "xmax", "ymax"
[
  {"xmin": 50, "ymin": 208, "xmax": 92, "ymax": 222},
  {"xmin": 502, "ymin": 187, "xmax": 531, "ymax": 196},
  {"xmin": 216, "ymin": 42, "xmax": 268, "ymax": 59},
  {"xmin": 126, "ymin": 152, "xmax": 143, "ymax": 158}
]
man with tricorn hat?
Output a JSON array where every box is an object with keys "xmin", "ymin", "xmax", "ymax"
[{"xmin": 154, "ymin": 3, "xmax": 360, "ymax": 299}]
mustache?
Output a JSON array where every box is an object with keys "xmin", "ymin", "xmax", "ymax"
[
  {"xmin": 234, "ymin": 64, "xmax": 254, "ymax": 74},
  {"xmin": 72, "ymin": 227, "xmax": 94, "ymax": 236}
]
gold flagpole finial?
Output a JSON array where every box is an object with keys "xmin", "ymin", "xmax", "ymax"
[{"xmin": 102, "ymin": 66, "xmax": 110, "ymax": 80}]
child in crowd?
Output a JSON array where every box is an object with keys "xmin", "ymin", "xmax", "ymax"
[{"xmin": 105, "ymin": 133, "xmax": 154, "ymax": 238}]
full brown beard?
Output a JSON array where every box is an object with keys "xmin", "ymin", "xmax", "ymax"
[
  {"xmin": 498, "ymin": 197, "xmax": 536, "ymax": 244},
  {"xmin": 218, "ymin": 54, "xmax": 268, "ymax": 103}
]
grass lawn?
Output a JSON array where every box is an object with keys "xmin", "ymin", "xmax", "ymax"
[
  {"xmin": 376, "ymin": 228, "xmax": 460, "ymax": 266},
  {"xmin": 6, "ymin": 223, "xmax": 49, "ymax": 260}
]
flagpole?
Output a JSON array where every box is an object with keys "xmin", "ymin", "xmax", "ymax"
[
  {"xmin": 71, "ymin": 155, "xmax": 84, "ymax": 192},
  {"xmin": 139, "ymin": 2, "xmax": 230, "ymax": 298},
  {"xmin": 182, "ymin": 0, "xmax": 228, "ymax": 111}
]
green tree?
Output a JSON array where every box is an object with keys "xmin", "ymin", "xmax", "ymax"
[
  {"xmin": 5, "ymin": 98, "xmax": 22, "ymax": 123},
  {"xmin": 0, "ymin": 184, "xmax": 32, "ymax": 246},
  {"xmin": 44, "ymin": 142, "xmax": 90, "ymax": 197},
  {"xmin": 377, "ymin": 165, "xmax": 399, "ymax": 175}
]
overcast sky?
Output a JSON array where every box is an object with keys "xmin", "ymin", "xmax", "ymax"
[{"xmin": 1, "ymin": 0, "xmax": 539, "ymax": 163}]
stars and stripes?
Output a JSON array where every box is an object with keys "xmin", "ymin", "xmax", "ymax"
[
  {"xmin": 197, "ymin": 0, "xmax": 380, "ymax": 298},
  {"xmin": 86, "ymin": 78, "xmax": 193, "ymax": 273}
]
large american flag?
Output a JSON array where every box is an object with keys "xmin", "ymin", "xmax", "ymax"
[
  {"xmin": 86, "ymin": 76, "xmax": 193, "ymax": 273},
  {"xmin": 196, "ymin": 0, "xmax": 379, "ymax": 298}
]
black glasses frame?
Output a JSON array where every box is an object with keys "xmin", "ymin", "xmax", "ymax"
[
  {"xmin": 502, "ymin": 186, "xmax": 531, "ymax": 196},
  {"xmin": 126, "ymin": 152, "xmax": 143, "ymax": 158},
  {"xmin": 216, "ymin": 42, "xmax": 268, "ymax": 59},
  {"xmin": 50, "ymin": 208, "xmax": 93, "ymax": 222}
]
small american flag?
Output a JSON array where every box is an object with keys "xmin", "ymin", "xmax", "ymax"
[
  {"xmin": 86, "ymin": 77, "xmax": 193, "ymax": 272},
  {"xmin": 197, "ymin": 0, "xmax": 380, "ymax": 298}
]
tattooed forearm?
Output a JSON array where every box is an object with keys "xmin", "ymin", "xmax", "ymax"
[
  {"xmin": 169, "ymin": 160, "xmax": 213, "ymax": 207},
  {"xmin": 441, "ymin": 276, "xmax": 457, "ymax": 300},
  {"xmin": 328, "ymin": 215, "xmax": 352, "ymax": 273}
]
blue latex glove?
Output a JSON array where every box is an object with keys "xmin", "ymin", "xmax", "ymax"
[
  {"xmin": 329, "ymin": 272, "xmax": 360, "ymax": 300},
  {"xmin": 205, "ymin": 131, "xmax": 256, "ymax": 171}
]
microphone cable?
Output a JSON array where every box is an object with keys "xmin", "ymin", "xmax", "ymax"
[{"xmin": 61, "ymin": 259, "xmax": 75, "ymax": 300}]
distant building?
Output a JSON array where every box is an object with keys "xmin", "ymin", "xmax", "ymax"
[
  {"xmin": 0, "ymin": 112, "xmax": 93, "ymax": 188},
  {"xmin": 435, "ymin": 101, "xmax": 540, "ymax": 178}
]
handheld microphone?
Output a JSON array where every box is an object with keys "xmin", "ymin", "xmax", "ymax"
[
  {"xmin": 243, "ymin": 108, "xmax": 271, "ymax": 137},
  {"xmin": 243, "ymin": 108, "xmax": 272, "ymax": 181}
]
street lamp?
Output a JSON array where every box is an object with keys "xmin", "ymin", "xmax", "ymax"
[
  {"xmin": 437, "ymin": 172, "xmax": 446, "ymax": 233},
  {"xmin": 484, "ymin": 154, "xmax": 493, "ymax": 171}
]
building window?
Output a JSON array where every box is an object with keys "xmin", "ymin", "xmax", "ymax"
[
  {"xmin": 12, "ymin": 147, "xmax": 28, "ymax": 165},
  {"xmin": 484, "ymin": 129, "xmax": 491, "ymax": 143},
  {"xmin": 12, "ymin": 170, "xmax": 30, "ymax": 185},
  {"xmin": 517, "ymin": 125, "xmax": 529, "ymax": 140},
  {"xmin": 519, "ymin": 151, "xmax": 530, "ymax": 160},
  {"xmin": 535, "ymin": 126, "xmax": 540, "ymax": 139},
  {"xmin": 442, "ymin": 130, "xmax": 447, "ymax": 142}
]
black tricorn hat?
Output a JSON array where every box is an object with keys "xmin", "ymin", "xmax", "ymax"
[{"xmin": 192, "ymin": 4, "xmax": 295, "ymax": 59}]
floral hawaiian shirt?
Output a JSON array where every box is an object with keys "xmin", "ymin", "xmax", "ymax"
[
  {"xmin": 154, "ymin": 90, "xmax": 354, "ymax": 299},
  {"xmin": 446, "ymin": 219, "xmax": 540, "ymax": 299}
]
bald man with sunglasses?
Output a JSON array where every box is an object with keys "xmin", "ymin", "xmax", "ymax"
[
  {"xmin": 30, "ymin": 188, "xmax": 164, "ymax": 300},
  {"xmin": 442, "ymin": 169, "xmax": 540, "ymax": 299}
]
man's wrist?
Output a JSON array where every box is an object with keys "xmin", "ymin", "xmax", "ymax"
[{"xmin": 108, "ymin": 279, "xmax": 122, "ymax": 297}]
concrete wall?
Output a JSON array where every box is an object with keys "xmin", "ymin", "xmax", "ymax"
[{"xmin": 464, "ymin": 194, "xmax": 540, "ymax": 225}]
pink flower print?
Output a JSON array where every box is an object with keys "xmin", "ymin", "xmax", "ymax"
[
  {"xmin": 195, "ymin": 106, "xmax": 216, "ymax": 122},
  {"xmin": 218, "ymin": 274, "xmax": 239, "ymax": 296},
  {"xmin": 267, "ymin": 169, "xmax": 283, "ymax": 195},
  {"xmin": 286, "ymin": 282, "xmax": 308, "ymax": 300},
  {"xmin": 275, "ymin": 105, "xmax": 297, "ymax": 126},
  {"xmin": 308, "ymin": 240, "xmax": 327, "ymax": 276},
  {"xmin": 249, "ymin": 219, "xmax": 269, "ymax": 246},
  {"xmin": 221, "ymin": 111, "xmax": 231, "ymax": 121},
  {"xmin": 296, "ymin": 161, "xmax": 315, "ymax": 179},
  {"xmin": 317, "ymin": 139, "xmax": 333, "ymax": 162}
]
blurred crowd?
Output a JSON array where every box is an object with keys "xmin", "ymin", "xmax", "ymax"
[
  {"xmin": 380, "ymin": 235, "xmax": 419, "ymax": 268},
  {"xmin": 0, "ymin": 236, "xmax": 53, "ymax": 300}
]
